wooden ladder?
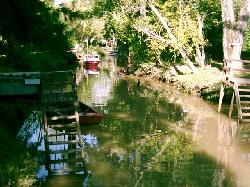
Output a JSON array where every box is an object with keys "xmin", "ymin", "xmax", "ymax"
[
  {"xmin": 230, "ymin": 82, "xmax": 250, "ymax": 123},
  {"xmin": 218, "ymin": 59, "xmax": 250, "ymax": 123},
  {"xmin": 43, "ymin": 101, "xmax": 87, "ymax": 176}
]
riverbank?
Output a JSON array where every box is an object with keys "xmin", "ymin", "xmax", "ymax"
[
  {"xmin": 124, "ymin": 62, "xmax": 234, "ymax": 104},
  {"xmin": 0, "ymin": 104, "xmax": 39, "ymax": 186}
]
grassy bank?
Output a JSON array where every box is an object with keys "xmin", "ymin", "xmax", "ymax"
[{"xmin": 132, "ymin": 63, "xmax": 233, "ymax": 104}]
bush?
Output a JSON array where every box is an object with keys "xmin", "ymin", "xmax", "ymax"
[{"xmin": 172, "ymin": 67, "xmax": 223, "ymax": 97}]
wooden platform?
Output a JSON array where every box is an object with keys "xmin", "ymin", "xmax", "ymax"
[{"xmin": 0, "ymin": 72, "xmax": 40, "ymax": 96}]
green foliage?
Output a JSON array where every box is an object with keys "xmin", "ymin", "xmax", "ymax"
[
  {"xmin": 0, "ymin": 105, "xmax": 38, "ymax": 186},
  {"xmin": 0, "ymin": 0, "xmax": 73, "ymax": 71},
  {"xmin": 199, "ymin": 0, "xmax": 223, "ymax": 61},
  {"xmin": 172, "ymin": 67, "xmax": 222, "ymax": 95}
]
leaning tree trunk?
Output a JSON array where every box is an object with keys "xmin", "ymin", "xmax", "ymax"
[
  {"xmin": 147, "ymin": 0, "xmax": 197, "ymax": 73},
  {"xmin": 195, "ymin": 15, "xmax": 206, "ymax": 67},
  {"xmin": 221, "ymin": 0, "xmax": 250, "ymax": 64}
]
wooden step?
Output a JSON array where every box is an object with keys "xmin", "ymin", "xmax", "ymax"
[
  {"xmin": 241, "ymin": 113, "xmax": 250, "ymax": 117},
  {"xmin": 240, "ymin": 101, "xmax": 250, "ymax": 104},
  {"xmin": 241, "ymin": 106, "xmax": 250, "ymax": 110},
  {"xmin": 49, "ymin": 167, "xmax": 86, "ymax": 175},
  {"xmin": 49, "ymin": 123, "xmax": 77, "ymax": 129},
  {"xmin": 47, "ymin": 132, "xmax": 79, "ymax": 137},
  {"xmin": 241, "ymin": 119, "xmax": 250, "ymax": 123},
  {"xmin": 239, "ymin": 95, "xmax": 250, "ymax": 98},
  {"xmin": 49, "ymin": 115, "xmax": 77, "ymax": 121},
  {"xmin": 239, "ymin": 88, "xmax": 250, "ymax": 92},
  {"xmin": 48, "ymin": 157, "xmax": 85, "ymax": 164},
  {"xmin": 49, "ymin": 148, "xmax": 82, "ymax": 154},
  {"xmin": 47, "ymin": 140, "xmax": 81, "ymax": 145}
]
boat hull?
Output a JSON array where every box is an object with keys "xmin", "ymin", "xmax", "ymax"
[
  {"xmin": 79, "ymin": 112, "xmax": 103, "ymax": 125},
  {"xmin": 84, "ymin": 61, "xmax": 100, "ymax": 67},
  {"xmin": 46, "ymin": 102, "xmax": 103, "ymax": 126}
]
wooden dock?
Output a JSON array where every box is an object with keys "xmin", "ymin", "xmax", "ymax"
[
  {"xmin": 0, "ymin": 70, "xmax": 78, "ymax": 101},
  {"xmin": 0, "ymin": 72, "xmax": 40, "ymax": 98}
]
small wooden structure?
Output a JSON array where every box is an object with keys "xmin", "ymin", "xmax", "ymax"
[
  {"xmin": 41, "ymin": 71, "xmax": 77, "ymax": 104},
  {"xmin": 0, "ymin": 72, "xmax": 41, "ymax": 97},
  {"xmin": 41, "ymin": 71, "xmax": 87, "ymax": 176},
  {"xmin": 218, "ymin": 59, "xmax": 250, "ymax": 123}
]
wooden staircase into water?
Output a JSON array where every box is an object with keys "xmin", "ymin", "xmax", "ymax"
[
  {"xmin": 41, "ymin": 71, "xmax": 87, "ymax": 176},
  {"xmin": 44, "ymin": 102, "xmax": 87, "ymax": 176}
]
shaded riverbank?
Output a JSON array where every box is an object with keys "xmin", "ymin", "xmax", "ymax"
[{"xmin": 0, "ymin": 103, "xmax": 40, "ymax": 186}]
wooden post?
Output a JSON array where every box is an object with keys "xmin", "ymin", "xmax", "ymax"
[
  {"xmin": 229, "ymin": 91, "xmax": 235, "ymax": 117},
  {"xmin": 234, "ymin": 82, "xmax": 242, "ymax": 122},
  {"xmin": 218, "ymin": 83, "xmax": 225, "ymax": 112}
]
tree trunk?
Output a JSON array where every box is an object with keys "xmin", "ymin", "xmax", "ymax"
[
  {"xmin": 221, "ymin": 0, "xmax": 250, "ymax": 64},
  {"xmin": 195, "ymin": 15, "xmax": 205, "ymax": 67},
  {"xmin": 147, "ymin": 0, "xmax": 197, "ymax": 73},
  {"xmin": 231, "ymin": 0, "xmax": 250, "ymax": 61}
]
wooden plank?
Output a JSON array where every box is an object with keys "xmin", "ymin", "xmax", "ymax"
[
  {"xmin": 218, "ymin": 83, "xmax": 225, "ymax": 112},
  {"xmin": 47, "ymin": 132, "xmax": 79, "ymax": 137},
  {"xmin": 230, "ymin": 78, "xmax": 250, "ymax": 84},
  {"xmin": 241, "ymin": 107, "xmax": 250, "ymax": 110},
  {"xmin": 231, "ymin": 68, "xmax": 250, "ymax": 72},
  {"xmin": 229, "ymin": 91, "xmax": 235, "ymax": 117},
  {"xmin": 49, "ymin": 149, "xmax": 82, "ymax": 154},
  {"xmin": 241, "ymin": 119, "xmax": 250, "ymax": 123},
  {"xmin": 234, "ymin": 83, "xmax": 243, "ymax": 121},
  {"xmin": 49, "ymin": 115, "xmax": 77, "ymax": 121},
  {"xmin": 241, "ymin": 113, "xmax": 250, "ymax": 116},
  {"xmin": 48, "ymin": 157, "xmax": 84, "ymax": 164},
  {"xmin": 240, "ymin": 101, "xmax": 250, "ymax": 104},
  {"xmin": 238, "ymin": 88, "xmax": 250, "ymax": 92},
  {"xmin": 48, "ymin": 140, "xmax": 81, "ymax": 145},
  {"xmin": 240, "ymin": 95, "xmax": 250, "ymax": 98},
  {"xmin": 49, "ymin": 123, "xmax": 77, "ymax": 129},
  {"xmin": 49, "ymin": 167, "xmax": 86, "ymax": 175}
]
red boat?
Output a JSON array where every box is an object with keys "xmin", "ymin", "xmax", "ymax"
[
  {"xmin": 83, "ymin": 54, "xmax": 100, "ymax": 67},
  {"xmin": 84, "ymin": 66, "xmax": 100, "ymax": 76},
  {"xmin": 78, "ymin": 102, "xmax": 103, "ymax": 125}
]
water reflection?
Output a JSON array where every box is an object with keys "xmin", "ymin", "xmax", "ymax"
[
  {"xmin": 15, "ymin": 56, "xmax": 250, "ymax": 186},
  {"xmin": 77, "ymin": 60, "xmax": 248, "ymax": 186}
]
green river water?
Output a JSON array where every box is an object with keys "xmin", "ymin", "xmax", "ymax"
[{"xmin": 17, "ymin": 57, "xmax": 250, "ymax": 187}]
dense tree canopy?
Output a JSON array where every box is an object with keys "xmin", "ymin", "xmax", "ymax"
[
  {"xmin": 0, "ymin": 0, "xmax": 73, "ymax": 71},
  {"xmin": 0, "ymin": 0, "xmax": 250, "ymax": 72}
]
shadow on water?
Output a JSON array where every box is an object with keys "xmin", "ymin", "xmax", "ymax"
[{"xmin": 13, "ymin": 56, "xmax": 250, "ymax": 186}]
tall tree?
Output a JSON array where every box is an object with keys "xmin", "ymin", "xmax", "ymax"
[{"xmin": 221, "ymin": 0, "xmax": 250, "ymax": 60}]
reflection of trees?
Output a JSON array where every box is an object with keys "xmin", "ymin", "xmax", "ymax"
[
  {"xmin": 81, "ymin": 78, "xmax": 236, "ymax": 186},
  {"xmin": 0, "ymin": 0, "xmax": 72, "ymax": 70},
  {"xmin": 77, "ymin": 68, "xmax": 114, "ymax": 108},
  {"xmin": 216, "ymin": 115, "xmax": 250, "ymax": 187},
  {"xmin": 0, "ymin": 103, "xmax": 40, "ymax": 186},
  {"xmin": 78, "ymin": 72, "xmax": 246, "ymax": 186}
]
